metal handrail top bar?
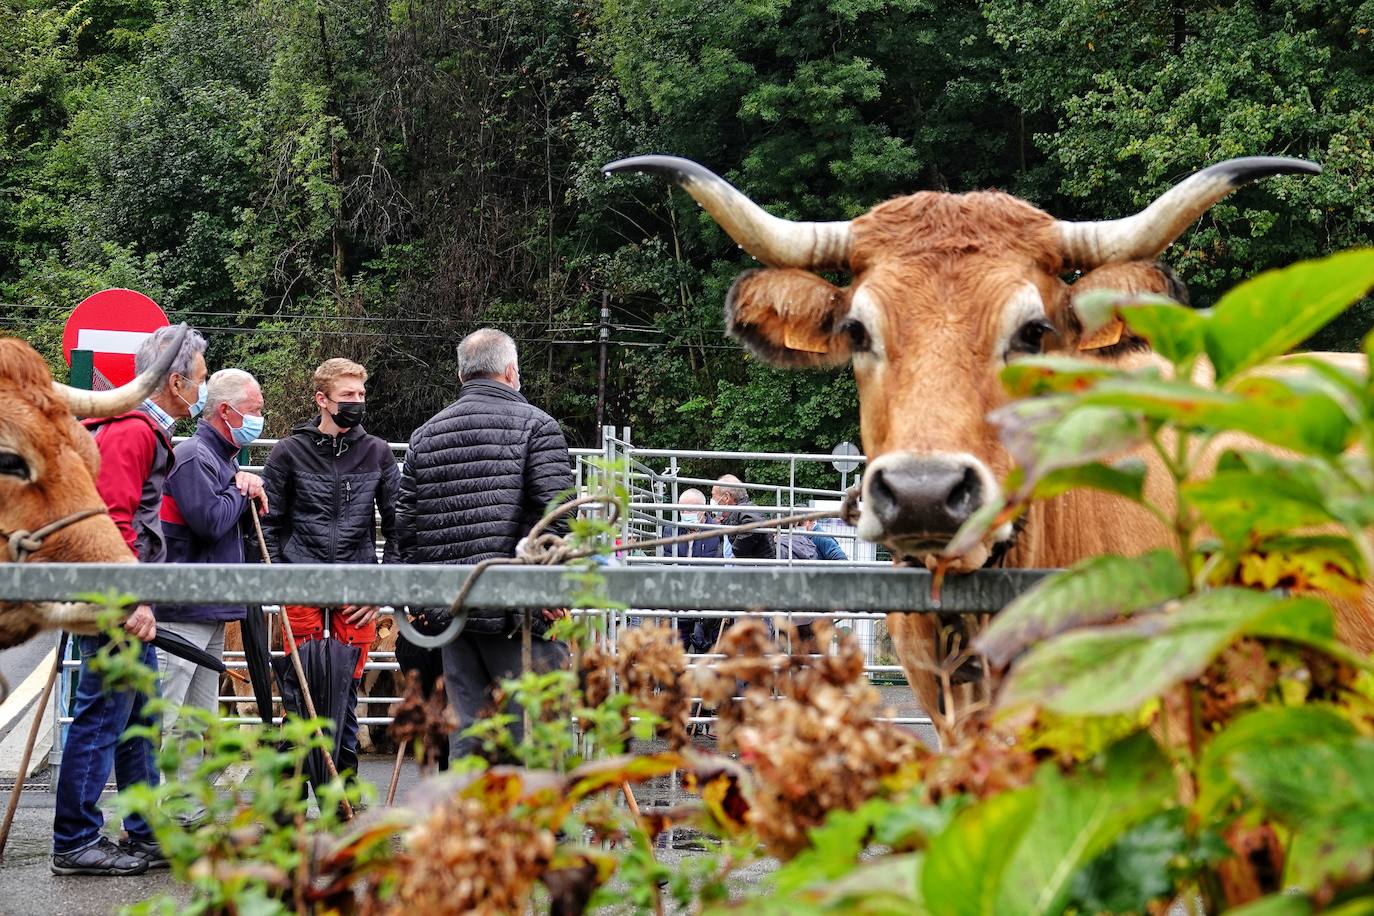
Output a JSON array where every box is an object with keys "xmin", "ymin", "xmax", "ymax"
[
  {"xmin": 624, "ymin": 447, "xmax": 869, "ymax": 463},
  {"xmin": 7, "ymin": 563, "xmax": 1048, "ymax": 612}
]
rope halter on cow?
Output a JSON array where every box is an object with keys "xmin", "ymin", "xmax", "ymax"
[{"xmin": 3, "ymin": 507, "xmax": 109, "ymax": 563}]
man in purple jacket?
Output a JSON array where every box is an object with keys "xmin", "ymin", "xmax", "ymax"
[{"xmin": 156, "ymin": 368, "xmax": 267, "ymax": 820}]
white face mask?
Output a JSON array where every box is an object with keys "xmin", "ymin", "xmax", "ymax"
[{"xmin": 681, "ymin": 512, "xmax": 702, "ymax": 525}]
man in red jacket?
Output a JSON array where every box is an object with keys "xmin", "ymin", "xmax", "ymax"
[{"xmin": 53, "ymin": 323, "xmax": 208, "ymax": 878}]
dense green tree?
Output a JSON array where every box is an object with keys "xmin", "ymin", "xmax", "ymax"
[{"xmin": 1, "ymin": 0, "xmax": 1369, "ymax": 470}]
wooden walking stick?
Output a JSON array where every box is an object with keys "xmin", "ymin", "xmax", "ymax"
[
  {"xmin": 0, "ymin": 632, "xmax": 68, "ymax": 861},
  {"xmin": 250, "ymin": 510, "xmax": 353, "ymax": 821}
]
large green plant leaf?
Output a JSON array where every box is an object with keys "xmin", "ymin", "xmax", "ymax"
[
  {"xmin": 976, "ymin": 550, "xmax": 1188, "ymax": 666},
  {"xmin": 1206, "ymin": 248, "xmax": 1374, "ymax": 384},
  {"xmin": 1183, "ymin": 469, "xmax": 1339, "ymax": 548},
  {"xmin": 1196, "ymin": 705, "xmax": 1357, "ymax": 820},
  {"xmin": 1000, "ymin": 356, "xmax": 1131, "ymax": 398},
  {"xmin": 991, "ymin": 399, "xmax": 1148, "ymax": 491},
  {"xmin": 1120, "ymin": 301, "xmax": 1211, "ymax": 366},
  {"xmin": 1029, "ymin": 457, "xmax": 1148, "ymax": 502},
  {"xmin": 995, "ymin": 734, "xmax": 1174, "ymax": 916},
  {"xmin": 1064, "ymin": 809, "xmax": 1189, "ymax": 916},
  {"xmin": 921, "ymin": 788, "xmax": 1038, "ymax": 916},
  {"xmin": 999, "ymin": 590, "xmax": 1335, "ymax": 716},
  {"xmin": 1228, "ymin": 735, "xmax": 1374, "ymax": 892},
  {"xmin": 1077, "ymin": 375, "xmax": 1353, "ymax": 456}
]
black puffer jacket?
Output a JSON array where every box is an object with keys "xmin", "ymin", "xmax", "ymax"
[
  {"xmin": 260, "ymin": 418, "xmax": 401, "ymax": 565},
  {"xmin": 396, "ymin": 379, "xmax": 573, "ymax": 634}
]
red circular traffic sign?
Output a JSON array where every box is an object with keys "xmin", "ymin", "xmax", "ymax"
[{"xmin": 63, "ymin": 289, "xmax": 170, "ymax": 388}]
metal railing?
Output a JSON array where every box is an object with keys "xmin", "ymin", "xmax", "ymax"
[
  {"xmin": 34, "ymin": 430, "xmax": 1005, "ymax": 744},
  {"xmin": 14, "ymin": 562, "xmax": 1044, "ymax": 732}
]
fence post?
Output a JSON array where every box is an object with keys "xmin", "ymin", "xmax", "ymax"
[{"xmin": 50, "ymin": 350, "xmax": 95, "ymax": 770}]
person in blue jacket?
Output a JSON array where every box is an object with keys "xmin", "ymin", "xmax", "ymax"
[{"xmin": 156, "ymin": 368, "xmax": 267, "ymax": 821}]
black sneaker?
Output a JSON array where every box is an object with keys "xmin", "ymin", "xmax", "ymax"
[
  {"xmin": 51, "ymin": 837, "xmax": 150, "ymax": 876},
  {"xmin": 119, "ymin": 837, "xmax": 170, "ymax": 869}
]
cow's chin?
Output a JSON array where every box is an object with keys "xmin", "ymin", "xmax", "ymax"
[{"xmin": 885, "ymin": 539, "xmax": 996, "ymax": 573}]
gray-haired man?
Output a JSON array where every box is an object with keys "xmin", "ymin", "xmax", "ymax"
[
  {"xmin": 53, "ymin": 323, "xmax": 207, "ymax": 876},
  {"xmin": 396, "ymin": 328, "xmax": 573, "ymax": 762},
  {"xmin": 156, "ymin": 368, "xmax": 266, "ymax": 820}
]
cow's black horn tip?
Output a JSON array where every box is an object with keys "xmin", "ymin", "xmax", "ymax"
[{"xmin": 1214, "ymin": 156, "xmax": 1323, "ymax": 187}]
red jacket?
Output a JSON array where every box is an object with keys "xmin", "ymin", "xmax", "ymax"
[{"xmin": 82, "ymin": 409, "xmax": 175, "ymax": 562}]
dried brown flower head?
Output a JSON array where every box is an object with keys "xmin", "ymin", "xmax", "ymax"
[
  {"xmin": 386, "ymin": 791, "xmax": 556, "ymax": 915},
  {"xmin": 690, "ymin": 619, "xmax": 928, "ymax": 857},
  {"xmin": 388, "ymin": 671, "xmax": 458, "ymax": 770}
]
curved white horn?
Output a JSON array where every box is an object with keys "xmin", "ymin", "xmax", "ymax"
[
  {"xmin": 1057, "ymin": 157, "xmax": 1322, "ymax": 268},
  {"xmin": 603, "ymin": 155, "xmax": 852, "ymax": 270},
  {"xmin": 54, "ymin": 323, "xmax": 191, "ymax": 418}
]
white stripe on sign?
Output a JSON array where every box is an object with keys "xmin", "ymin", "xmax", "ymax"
[{"xmin": 76, "ymin": 329, "xmax": 153, "ymax": 355}]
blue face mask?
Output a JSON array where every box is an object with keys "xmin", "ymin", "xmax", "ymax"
[
  {"xmin": 175, "ymin": 378, "xmax": 208, "ymax": 418},
  {"xmin": 228, "ymin": 405, "xmax": 264, "ymax": 446}
]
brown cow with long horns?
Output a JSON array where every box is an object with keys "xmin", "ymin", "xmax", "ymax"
[
  {"xmin": 0, "ymin": 327, "xmax": 188, "ymax": 648},
  {"xmin": 603, "ymin": 155, "xmax": 1374, "ymax": 724}
]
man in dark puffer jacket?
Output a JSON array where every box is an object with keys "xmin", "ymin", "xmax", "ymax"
[
  {"xmin": 260, "ymin": 358, "xmax": 401, "ymax": 778},
  {"xmin": 396, "ymin": 328, "xmax": 574, "ymax": 761}
]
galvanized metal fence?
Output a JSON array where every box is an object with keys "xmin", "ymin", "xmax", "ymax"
[{"xmin": 24, "ymin": 429, "xmax": 1043, "ymax": 757}]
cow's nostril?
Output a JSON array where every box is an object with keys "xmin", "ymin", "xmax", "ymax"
[
  {"xmin": 944, "ymin": 467, "xmax": 981, "ymax": 523},
  {"xmin": 869, "ymin": 469, "xmax": 898, "ymax": 518}
]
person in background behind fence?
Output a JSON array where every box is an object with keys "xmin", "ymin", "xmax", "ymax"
[
  {"xmin": 52, "ymin": 323, "xmax": 207, "ymax": 878},
  {"xmin": 155, "ymin": 368, "xmax": 267, "ymax": 825},
  {"xmin": 797, "ymin": 517, "xmax": 849, "ymax": 650},
  {"xmin": 396, "ymin": 328, "xmax": 573, "ymax": 764},
  {"xmin": 711, "ymin": 474, "xmax": 816, "ymax": 640},
  {"xmin": 260, "ymin": 358, "xmax": 400, "ymax": 779},
  {"xmin": 668, "ymin": 488, "xmax": 722, "ymax": 653}
]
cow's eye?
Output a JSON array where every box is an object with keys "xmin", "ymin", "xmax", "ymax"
[
  {"xmin": 839, "ymin": 318, "xmax": 871, "ymax": 353},
  {"xmin": 0, "ymin": 452, "xmax": 29, "ymax": 481},
  {"xmin": 1008, "ymin": 319, "xmax": 1054, "ymax": 357}
]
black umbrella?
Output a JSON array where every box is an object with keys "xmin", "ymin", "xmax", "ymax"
[
  {"xmin": 239, "ymin": 604, "xmax": 277, "ymax": 725},
  {"xmin": 153, "ymin": 628, "xmax": 228, "ymax": 674},
  {"xmin": 271, "ymin": 612, "xmax": 360, "ymax": 792}
]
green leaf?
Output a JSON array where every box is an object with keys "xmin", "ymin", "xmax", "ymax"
[
  {"xmin": 1072, "ymin": 289, "xmax": 1182, "ymax": 340},
  {"xmin": 800, "ymin": 854, "xmax": 926, "ymax": 913},
  {"xmin": 922, "ymin": 788, "xmax": 1039, "ymax": 916},
  {"xmin": 1000, "ymin": 355, "xmax": 1126, "ymax": 398},
  {"xmin": 873, "ymin": 795, "xmax": 965, "ymax": 850},
  {"xmin": 1030, "ymin": 457, "xmax": 1148, "ymax": 502},
  {"xmin": 1226, "ymin": 896, "xmax": 1315, "ymax": 916},
  {"xmin": 1120, "ymin": 300, "xmax": 1211, "ymax": 366},
  {"xmin": 1065, "ymin": 810, "xmax": 1189, "ymax": 916},
  {"xmin": 1206, "ymin": 248, "xmax": 1374, "ymax": 384},
  {"xmin": 1196, "ymin": 705, "xmax": 1357, "ymax": 820},
  {"xmin": 773, "ymin": 798, "xmax": 891, "ymax": 895},
  {"xmin": 1078, "ymin": 375, "xmax": 1353, "ymax": 456},
  {"xmin": 999, "ymin": 590, "xmax": 1336, "ymax": 716},
  {"xmin": 1183, "ymin": 469, "xmax": 1338, "ymax": 548},
  {"xmin": 991, "ymin": 399, "xmax": 1148, "ymax": 493},
  {"xmin": 977, "ymin": 549, "xmax": 1189, "ymax": 666},
  {"xmin": 996, "ymin": 734, "xmax": 1175, "ymax": 916},
  {"xmin": 1228, "ymin": 734, "xmax": 1374, "ymax": 891}
]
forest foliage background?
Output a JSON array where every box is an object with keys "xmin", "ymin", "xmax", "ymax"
[{"xmin": 2, "ymin": 0, "xmax": 1372, "ymax": 479}]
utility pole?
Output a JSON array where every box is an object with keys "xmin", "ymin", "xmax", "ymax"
[{"xmin": 595, "ymin": 291, "xmax": 610, "ymax": 445}]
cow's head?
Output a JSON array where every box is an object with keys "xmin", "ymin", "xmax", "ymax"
[
  {"xmin": 0, "ymin": 328, "xmax": 188, "ymax": 645},
  {"xmin": 604, "ymin": 156, "xmax": 1319, "ymax": 567}
]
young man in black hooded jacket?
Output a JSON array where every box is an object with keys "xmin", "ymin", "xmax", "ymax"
[{"xmin": 260, "ymin": 358, "xmax": 401, "ymax": 777}]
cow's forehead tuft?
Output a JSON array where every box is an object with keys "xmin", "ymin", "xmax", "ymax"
[{"xmin": 850, "ymin": 189, "xmax": 1061, "ymax": 270}]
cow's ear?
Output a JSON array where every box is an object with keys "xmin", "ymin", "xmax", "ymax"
[
  {"xmin": 1067, "ymin": 261, "xmax": 1189, "ymax": 351},
  {"xmin": 725, "ymin": 268, "xmax": 852, "ymax": 367}
]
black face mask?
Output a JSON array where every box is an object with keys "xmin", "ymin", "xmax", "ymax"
[{"xmin": 331, "ymin": 401, "xmax": 366, "ymax": 429}]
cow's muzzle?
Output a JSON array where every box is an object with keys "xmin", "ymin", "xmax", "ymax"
[{"xmin": 858, "ymin": 452, "xmax": 1002, "ymax": 557}]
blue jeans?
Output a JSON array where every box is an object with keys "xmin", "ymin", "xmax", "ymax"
[{"xmin": 52, "ymin": 636, "xmax": 161, "ymax": 854}]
